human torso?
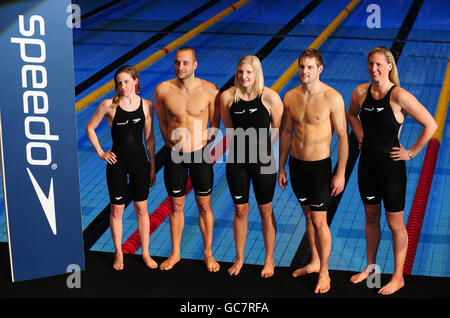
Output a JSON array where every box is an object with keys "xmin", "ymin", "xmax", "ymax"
[
  {"xmin": 110, "ymin": 98, "xmax": 146, "ymax": 163},
  {"xmin": 359, "ymin": 84, "xmax": 401, "ymax": 153},
  {"xmin": 229, "ymin": 93, "xmax": 272, "ymax": 163},
  {"xmin": 287, "ymin": 84, "xmax": 333, "ymax": 161},
  {"xmin": 162, "ymin": 79, "xmax": 212, "ymax": 152}
]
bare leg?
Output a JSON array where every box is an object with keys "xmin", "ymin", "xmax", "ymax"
[
  {"xmin": 110, "ymin": 203, "xmax": 125, "ymax": 270},
  {"xmin": 258, "ymin": 202, "xmax": 276, "ymax": 278},
  {"xmin": 160, "ymin": 196, "xmax": 185, "ymax": 270},
  {"xmin": 196, "ymin": 195, "xmax": 220, "ymax": 272},
  {"xmin": 228, "ymin": 203, "xmax": 249, "ymax": 276},
  {"xmin": 310, "ymin": 211, "xmax": 331, "ymax": 294},
  {"xmin": 292, "ymin": 206, "xmax": 320, "ymax": 277},
  {"xmin": 350, "ymin": 204, "xmax": 381, "ymax": 284},
  {"xmin": 134, "ymin": 200, "xmax": 157, "ymax": 269},
  {"xmin": 378, "ymin": 211, "xmax": 407, "ymax": 295}
]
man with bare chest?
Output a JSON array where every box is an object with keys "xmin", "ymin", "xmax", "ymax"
[
  {"xmin": 278, "ymin": 48, "xmax": 348, "ymax": 293},
  {"xmin": 154, "ymin": 47, "xmax": 220, "ymax": 272}
]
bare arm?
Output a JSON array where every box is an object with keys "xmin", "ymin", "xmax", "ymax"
[
  {"xmin": 154, "ymin": 83, "xmax": 170, "ymax": 146},
  {"xmin": 347, "ymin": 84, "xmax": 366, "ymax": 149},
  {"xmin": 210, "ymin": 88, "xmax": 221, "ymax": 129},
  {"xmin": 278, "ymin": 94, "xmax": 294, "ymax": 189},
  {"xmin": 390, "ymin": 88, "xmax": 438, "ymax": 161},
  {"xmin": 208, "ymin": 86, "xmax": 221, "ymax": 143},
  {"xmin": 220, "ymin": 89, "xmax": 234, "ymax": 150},
  {"xmin": 85, "ymin": 99, "xmax": 117, "ymax": 164},
  {"xmin": 264, "ymin": 88, "xmax": 284, "ymax": 145},
  {"xmin": 329, "ymin": 92, "xmax": 349, "ymax": 196},
  {"xmin": 143, "ymin": 99, "xmax": 156, "ymax": 186}
]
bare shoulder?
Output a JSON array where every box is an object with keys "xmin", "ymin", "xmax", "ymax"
[
  {"xmin": 322, "ymin": 84, "xmax": 343, "ymax": 101},
  {"xmin": 353, "ymin": 83, "xmax": 370, "ymax": 98},
  {"xmin": 142, "ymin": 98, "xmax": 153, "ymax": 107},
  {"xmin": 262, "ymin": 86, "xmax": 281, "ymax": 100},
  {"xmin": 222, "ymin": 86, "xmax": 235, "ymax": 96},
  {"xmin": 142, "ymin": 98, "xmax": 154, "ymax": 113},
  {"xmin": 220, "ymin": 86, "xmax": 234, "ymax": 107},
  {"xmin": 99, "ymin": 98, "xmax": 114, "ymax": 111},
  {"xmin": 284, "ymin": 86, "xmax": 300, "ymax": 98},
  {"xmin": 322, "ymin": 84, "xmax": 343, "ymax": 107},
  {"xmin": 199, "ymin": 78, "xmax": 219, "ymax": 95},
  {"xmin": 390, "ymin": 85, "xmax": 413, "ymax": 104},
  {"xmin": 261, "ymin": 86, "xmax": 282, "ymax": 108},
  {"xmin": 283, "ymin": 86, "xmax": 300, "ymax": 105},
  {"xmin": 155, "ymin": 79, "xmax": 175, "ymax": 95}
]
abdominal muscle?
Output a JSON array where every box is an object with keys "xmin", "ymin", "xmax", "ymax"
[
  {"xmin": 167, "ymin": 116, "xmax": 209, "ymax": 153},
  {"xmin": 290, "ymin": 122, "xmax": 332, "ymax": 161}
]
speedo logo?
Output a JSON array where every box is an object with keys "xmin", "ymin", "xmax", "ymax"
[{"xmin": 11, "ymin": 14, "xmax": 58, "ymax": 235}]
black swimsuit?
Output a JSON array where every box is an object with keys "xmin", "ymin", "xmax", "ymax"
[
  {"xmin": 358, "ymin": 84, "xmax": 406, "ymax": 212},
  {"xmin": 289, "ymin": 156, "xmax": 332, "ymax": 211},
  {"xmin": 106, "ymin": 98, "xmax": 150, "ymax": 205},
  {"xmin": 226, "ymin": 94, "xmax": 276, "ymax": 205},
  {"xmin": 163, "ymin": 145, "xmax": 214, "ymax": 197}
]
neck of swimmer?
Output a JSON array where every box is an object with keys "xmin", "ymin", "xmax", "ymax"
[
  {"xmin": 240, "ymin": 85, "xmax": 257, "ymax": 100},
  {"xmin": 177, "ymin": 75, "xmax": 198, "ymax": 92},
  {"xmin": 301, "ymin": 80, "xmax": 322, "ymax": 96},
  {"xmin": 371, "ymin": 78, "xmax": 394, "ymax": 93}
]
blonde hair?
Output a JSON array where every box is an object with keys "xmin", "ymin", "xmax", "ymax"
[
  {"xmin": 111, "ymin": 65, "xmax": 141, "ymax": 108},
  {"xmin": 233, "ymin": 55, "xmax": 264, "ymax": 103},
  {"xmin": 367, "ymin": 46, "xmax": 400, "ymax": 86}
]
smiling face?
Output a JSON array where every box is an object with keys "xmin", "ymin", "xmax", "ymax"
[
  {"xmin": 115, "ymin": 71, "xmax": 138, "ymax": 97},
  {"xmin": 367, "ymin": 52, "xmax": 392, "ymax": 82},
  {"xmin": 174, "ymin": 49, "xmax": 197, "ymax": 80},
  {"xmin": 236, "ymin": 63, "xmax": 256, "ymax": 90},
  {"xmin": 298, "ymin": 56, "xmax": 323, "ymax": 85}
]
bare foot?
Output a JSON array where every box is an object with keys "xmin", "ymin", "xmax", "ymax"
[
  {"xmin": 315, "ymin": 273, "xmax": 331, "ymax": 294},
  {"xmin": 292, "ymin": 262, "xmax": 320, "ymax": 278},
  {"xmin": 261, "ymin": 261, "xmax": 275, "ymax": 278},
  {"xmin": 204, "ymin": 254, "xmax": 220, "ymax": 272},
  {"xmin": 160, "ymin": 254, "xmax": 180, "ymax": 271},
  {"xmin": 113, "ymin": 252, "xmax": 124, "ymax": 271},
  {"xmin": 350, "ymin": 269, "xmax": 370, "ymax": 284},
  {"xmin": 228, "ymin": 260, "xmax": 244, "ymax": 276},
  {"xmin": 142, "ymin": 253, "xmax": 158, "ymax": 269},
  {"xmin": 378, "ymin": 276, "xmax": 404, "ymax": 295}
]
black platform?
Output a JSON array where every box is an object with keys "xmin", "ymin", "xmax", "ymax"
[{"xmin": 0, "ymin": 242, "xmax": 448, "ymax": 313}]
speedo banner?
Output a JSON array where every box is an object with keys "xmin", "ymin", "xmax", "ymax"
[{"xmin": 0, "ymin": 0, "xmax": 85, "ymax": 282}]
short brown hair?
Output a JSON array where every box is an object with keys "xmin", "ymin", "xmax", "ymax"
[
  {"xmin": 177, "ymin": 46, "xmax": 197, "ymax": 62},
  {"xmin": 298, "ymin": 48, "xmax": 323, "ymax": 67}
]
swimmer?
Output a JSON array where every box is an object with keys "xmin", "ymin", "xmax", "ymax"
[
  {"xmin": 278, "ymin": 48, "xmax": 349, "ymax": 294},
  {"xmin": 220, "ymin": 55, "xmax": 283, "ymax": 278},
  {"xmin": 86, "ymin": 65, "xmax": 157, "ymax": 271},
  {"xmin": 347, "ymin": 46, "xmax": 437, "ymax": 295},
  {"xmin": 154, "ymin": 47, "xmax": 221, "ymax": 272}
]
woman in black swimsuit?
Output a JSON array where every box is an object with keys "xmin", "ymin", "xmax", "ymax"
[
  {"xmin": 220, "ymin": 55, "xmax": 283, "ymax": 278},
  {"xmin": 86, "ymin": 65, "xmax": 157, "ymax": 271},
  {"xmin": 348, "ymin": 47, "xmax": 437, "ymax": 295}
]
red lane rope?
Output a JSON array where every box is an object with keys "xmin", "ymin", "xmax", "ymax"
[
  {"xmin": 122, "ymin": 136, "xmax": 228, "ymax": 254},
  {"xmin": 122, "ymin": 178, "xmax": 193, "ymax": 254},
  {"xmin": 403, "ymin": 138, "xmax": 440, "ymax": 275}
]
